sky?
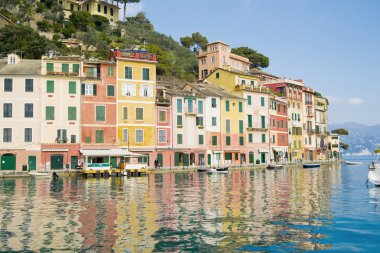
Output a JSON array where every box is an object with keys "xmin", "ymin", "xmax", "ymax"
[{"xmin": 123, "ymin": 0, "xmax": 380, "ymax": 125}]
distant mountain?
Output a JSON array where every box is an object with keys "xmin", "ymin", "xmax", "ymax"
[{"xmin": 329, "ymin": 122, "xmax": 380, "ymax": 155}]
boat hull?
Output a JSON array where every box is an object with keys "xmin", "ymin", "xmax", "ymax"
[
  {"xmin": 345, "ymin": 161, "xmax": 363, "ymax": 165},
  {"xmin": 29, "ymin": 172, "xmax": 50, "ymax": 178},
  {"xmin": 368, "ymin": 163, "xmax": 380, "ymax": 186},
  {"xmin": 267, "ymin": 165, "xmax": 283, "ymax": 170},
  {"xmin": 303, "ymin": 164, "xmax": 320, "ymax": 168}
]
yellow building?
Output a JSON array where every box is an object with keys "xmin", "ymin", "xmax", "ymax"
[
  {"xmin": 59, "ymin": 0, "xmax": 120, "ymax": 24},
  {"xmin": 112, "ymin": 49, "xmax": 156, "ymax": 165}
]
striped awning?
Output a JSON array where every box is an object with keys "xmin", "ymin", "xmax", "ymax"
[{"xmin": 42, "ymin": 148, "xmax": 69, "ymax": 152}]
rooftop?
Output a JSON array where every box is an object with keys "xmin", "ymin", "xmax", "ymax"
[{"xmin": 0, "ymin": 58, "xmax": 41, "ymax": 75}]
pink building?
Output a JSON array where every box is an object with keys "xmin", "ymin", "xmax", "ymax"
[{"xmin": 269, "ymin": 95, "xmax": 288, "ymax": 162}]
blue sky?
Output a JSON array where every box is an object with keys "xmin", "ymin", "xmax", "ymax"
[{"xmin": 124, "ymin": 0, "xmax": 380, "ymax": 125}]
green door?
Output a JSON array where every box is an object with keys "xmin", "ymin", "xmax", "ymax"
[
  {"xmin": 175, "ymin": 152, "xmax": 180, "ymax": 166},
  {"xmin": 71, "ymin": 156, "xmax": 78, "ymax": 169},
  {"xmin": 51, "ymin": 154, "xmax": 63, "ymax": 170},
  {"xmin": 261, "ymin": 153, "xmax": 266, "ymax": 163},
  {"xmin": 249, "ymin": 152, "xmax": 254, "ymax": 164},
  {"xmin": 157, "ymin": 153, "xmax": 163, "ymax": 167},
  {"xmin": 110, "ymin": 157, "xmax": 117, "ymax": 168},
  {"xmin": 183, "ymin": 153, "xmax": 189, "ymax": 166},
  {"xmin": 310, "ymin": 151, "xmax": 314, "ymax": 161},
  {"xmin": 28, "ymin": 156, "xmax": 36, "ymax": 171},
  {"xmin": 1, "ymin": 154, "xmax": 16, "ymax": 170},
  {"xmin": 207, "ymin": 154, "xmax": 211, "ymax": 165}
]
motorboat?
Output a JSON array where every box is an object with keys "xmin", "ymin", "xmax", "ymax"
[
  {"xmin": 368, "ymin": 162, "xmax": 380, "ymax": 186},
  {"xmin": 29, "ymin": 171, "xmax": 51, "ymax": 178},
  {"xmin": 216, "ymin": 167, "xmax": 228, "ymax": 172},
  {"xmin": 302, "ymin": 163, "xmax": 321, "ymax": 169},
  {"xmin": 197, "ymin": 167, "xmax": 209, "ymax": 172},
  {"xmin": 345, "ymin": 161, "xmax": 363, "ymax": 165},
  {"xmin": 267, "ymin": 164, "xmax": 283, "ymax": 170}
]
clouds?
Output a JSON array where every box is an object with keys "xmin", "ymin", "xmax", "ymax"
[{"xmin": 326, "ymin": 96, "xmax": 364, "ymax": 105}]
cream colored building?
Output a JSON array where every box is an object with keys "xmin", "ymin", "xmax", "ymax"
[
  {"xmin": 315, "ymin": 96, "xmax": 328, "ymax": 160},
  {"xmin": 328, "ymin": 133, "xmax": 340, "ymax": 160}
]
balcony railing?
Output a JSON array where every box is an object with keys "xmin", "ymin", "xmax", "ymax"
[
  {"xmin": 47, "ymin": 71, "xmax": 79, "ymax": 76},
  {"xmin": 156, "ymin": 96, "xmax": 171, "ymax": 105},
  {"xmin": 235, "ymin": 84, "xmax": 269, "ymax": 93},
  {"xmin": 116, "ymin": 50, "xmax": 156, "ymax": 61}
]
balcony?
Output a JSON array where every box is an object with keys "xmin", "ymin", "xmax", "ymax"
[
  {"xmin": 306, "ymin": 129, "xmax": 315, "ymax": 134},
  {"xmin": 47, "ymin": 70, "xmax": 79, "ymax": 76},
  {"xmin": 316, "ymin": 130, "xmax": 328, "ymax": 136},
  {"xmin": 156, "ymin": 96, "xmax": 171, "ymax": 106},
  {"xmin": 315, "ymin": 105, "xmax": 326, "ymax": 111},
  {"xmin": 235, "ymin": 84, "xmax": 269, "ymax": 93}
]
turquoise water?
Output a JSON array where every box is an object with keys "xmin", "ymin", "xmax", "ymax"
[{"xmin": 1, "ymin": 160, "xmax": 380, "ymax": 252}]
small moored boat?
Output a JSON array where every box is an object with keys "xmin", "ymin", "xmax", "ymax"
[
  {"xmin": 216, "ymin": 167, "xmax": 228, "ymax": 172},
  {"xmin": 197, "ymin": 167, "xmax": 209, "ymax": 172},
  {"xmin": 29, "ymin": 172, "xmax": 50, "ymax": 178},
  {"xmin": 267, "ymin": 164, "xmax": 283, "ymax": 170},
  {"xmin": 368, "ymin": 162, "xmax": 380, "ymax": 186},
  {"xmin": 302, "ymin": 163, "xmax": 320, "ymax": 168},
  {"xmin": 345, "ymin": 161, "xmax": 363, "ymax": 165}
]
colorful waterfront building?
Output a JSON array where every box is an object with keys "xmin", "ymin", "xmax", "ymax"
[
  {"xmin": 315, "ymin": 96, "xmax": 329, "ymax": 160},
  {"xmin": 80, "ymin": 59, "xmax": 121, "ymax": 168},
  {"xmin": 262, "ymin": 79, "xmax": 305, "ymax": 162},
  {"xmin": 303, "ymin": 86, "xmax": 316, "ymax": 161},
  {"xmin": 197, "ymin": 41, "xmax": 250, "ymax": 80},
  {"xmin": 328, "ymin": 133, "xmax": 340, "ymax": 160},
  {"xmin": 111, "ymin": 49, "xmax": 157, "ymax": 166},
  {"xmin": 269, "ymin": 95, "xmax": 288, "ymax": 162},
  {"xmin": 0, "ymin": 54, "xmax": 42, "ymax": 171},
  {"xmin": 40, "ymin": 55, "xmax": 82, "ymax": 170}
]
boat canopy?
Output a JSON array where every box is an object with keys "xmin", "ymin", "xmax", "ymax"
[{"xmin": 80, "ymin": 149, "xmax": 145, "ymax": 157}]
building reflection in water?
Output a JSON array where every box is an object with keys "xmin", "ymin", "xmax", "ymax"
[{"xmin": 0, "ymin": 165, "xmax": 342, "ymax": 252}]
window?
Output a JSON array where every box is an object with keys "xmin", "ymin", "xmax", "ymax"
[
  {"xmin": 177, "ymin": 115, "xmax": 183, "ymax": 126},
  {"xmin": 82, "ymin": 83, "xmax": 97, "ymax": 96},
  {"xmin": 261, "ymin": 97, "xmax": 265, "ymax": 107},
  {"xmin": 299, "ymin": 140, "xmax": 302, "ymax": 148},
  {"xmin": 226, "ymin": 119, "xmax": 230, "ymax": 133},
  {"xmin": 122, "ymin": 128, "xmax": 128, "ymax": 142},
  {"xmin": 261, "ymin": 116, "xmax": 266, "ymax": 129},
  {"xmin": 142, "ymin": 68, "xmax": 150, "ymax": 81},
  {"xmin": 212, "ymin": 117, "xmax": 217, "ymax": 126},
  {"xmin": 226, "ymin": 136, "xmax": 231, "ymax": 146},
  {"xmin": 96, "ymin": 106, "xmax": 105, "ymax": 121},
  {"xmin": 3, "ymin": 103, "xmax": 12, "ymax": 118},
  {"xmin": 122, "ymin": 84, "xmax": 135, "ymax": 96},
  {"xmin": 136, "ymin": 108, "xmax": 144, "ymax": 120},
  {"xmin": 62, "ymin": 63, "xmax": 69, "ymax": 73},
  {"xmin": 140, "ymin": 85, "xmax": 152, "ymax": 97},
  {"xmin": 239, "ymin": 136, "xmax": 244, "ymax": 146},
  {"xmin": 71, "ymin": 135, "xmax": 76, "ymax": 143},
  {"xmin": 96, "ymin": 130, "xmax": 104, "ymax": 143},
  {"xmin": 272, "ymin": 135, "xmax": 275, "ymax": 144},
  {"xmin": 248, "ymin": 115, "xmax": 252, "ymax": 128},
  {"xmin": 73, "ymin": 64, "xmax": 79, "ymax": 74},
  {"xmin": 87, "ymin": 67, "xmax": 97, "ymax": 78},
  {"xmin": 47, "ymin": 80, "xmax": 54, "ymax": 93},
  {"xmin": 211, "ymin": 98, "xmax": 217, "ymax": 108},
  {"xmin": 201, "ymin": 58, "xmax": 206, "ymax": 65},
  {"xmin": 239, "ymin": 102, "xmax": 243, "ymax": 112},
  {"xmin": 261, "ymin": 134, "xmax": 266, "ymax": 143},
  {"xmin": 3, "ymin": 128, "xmax": 12, "ymax": 142},
  {"xmin": 108, "ymin": 66, "xmax": 114, "ymax": 77},
  {"xmin": 187, "ymin": 100, "xmax": 193, "ymax": 113},
  {"xmin": 24, "ymin": 128, "xmax": 32, "ymax": 142},
  {"xmin": 46, "ymin": 63, "xmax": 54, "ymax": 72},
  {"xmin": 4, "ymin": 78, "xmax": 12, "ymax": 92},
  {"xmin": 121, "ymin": 107, "xmax": 128, "ymax": 120},
  {"xmin": 110, "ymin": 7, "xmax": 114, "ymax": 16},
  {"xmin": 177, "ymin": 134, "xmax": 183, "ymax": 144},
  {"xmin": 248, "ymin": 133, "xmax": 253, "ymax": 143},
  {"xmin": 177, "ymin": 99, "xmax": 182, "ymax": 113},
  {"xmin": 97, "ymin": 4, "xmax": 101, "ymax": 12},
  {"xmin": 225, "ymin": 100, "xmax": 230, "ymax": 111},
  {"xmin": 69, "ymin": 81, "xmax": 76, "ymax": 94},
  {"xmin": 216, "ymin": 72, "xmax": 220, "ymax": 78},
  {"xmin": 107, "ymin": 85, "xmax": 115, "ymax": 96},
  {"xmin": 281, "ymin": 135, "xmax": 285, "ymax": 144},
  {"xmin": 104, "ymin": 5, "xmax": 107, "ymax": 14},
  {"xmin": 159, "ymin": 111, "xmax": 166, "ymax": 122},
  {"xmin": 46, "ymin": 106, "xmax": 54, "ymax": 120},
  {"xmin": 239, "ymin": 120, "xmax": 243, "ymax": 133},
  {"xmin": 196, "ymin": 116, "xmax": 203, "ymax": 126},
  {"xmin": 85, "ymin": 137, "xmax": 91, "ymax": 143},
  {"xmin": 25, "ymin": 79, "xmax": 33, "ymax": 92},
  {"xmin": 242, "ymin": 80, "xmax": 246, "ymax": 85},
  {"xmin": 198, "ymin": 135, "xmax": 204, "ymax": 145},
  {"xmin": 25, "ymin": 103, "xmax": 33, "ymax": 118},
  {"xmin": 251, "ymin": 80, "xmax": 255, "ymax": 86},
  {"xmin": 158, "ymin": 130, "xmax": 166, "ymax": 143},
  {"xmin": 198, "ymin": 100, "xmax": 203, "ymax": 114},
  {"xmin": 247, "ymin": 95, "xmax": 252, "ymax": 105},
  {"xmin": 70, "ymin": 3, "xmax": 74, "ymax": 11},
  {"xmin": 125, "ymin": 66, "xmax": 133, "ymax": 79},
  {"xmin": 212, "ymin": 136, "xmax": 217, "ymax": 146},
  {"xmin": 136, "ymin": 130, "xmax": 144, "ymax": 143},
  {"xmin": 68, "ymin": 106, "xmax": 76, "ymax": 120}
]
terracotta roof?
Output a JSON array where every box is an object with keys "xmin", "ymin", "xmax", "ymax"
[
  {"xmin": 248, "ymin": 68, "xmax": 279, "ymax": 78},
  {"xmin": 0, "ymin": 59, "xmax": 41, "ymax": 75},
  {"xmin": 185, "ymin": 82, "xmax": 244, "ymax": 100}
]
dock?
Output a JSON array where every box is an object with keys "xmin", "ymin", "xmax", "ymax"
[{"xmin": 82, "ymin": 168, "xmax": 148, "ymax": 178}]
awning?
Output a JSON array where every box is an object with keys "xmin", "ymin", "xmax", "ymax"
[
  {"xmin": 42, "ymin": 148, "xmax": 69, "ymax": 152},
  {"xmin": 80, "ymin": 149, "xmax": 145, "ymax": 157},
  {"xmin": 213, "ymin": 150, "xmax": 223, "ymax": 153},
  {"xmin": 259, "ymin": 149, "xmax": 269, "ymax": 153},
  {"xmin": 272, "ymin": 147, "xmax": 283, "ymax": 152}
]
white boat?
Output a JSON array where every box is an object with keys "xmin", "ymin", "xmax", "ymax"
[
  {"xmin": 368, "ymin": 162, "xmax": 380, "ymax": 186},
  {"xmin": 345, "ymin": 161, "xmax": 363, "ymax": 165},
  {"xmin": 207, "ymin": 168, "xmax": 218, "ymax": 174},
  {"xmin": 29, "ymin": 172, "xmax": 51, "ymax": 178}
]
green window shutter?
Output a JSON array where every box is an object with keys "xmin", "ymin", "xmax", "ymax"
[
  {"xmin": 81, "ymin": 83, "xmax": 85, "ymax": 95},
  {"xmin": 96, "ymin": 130, "xmax": 104, "ymax": 143},
  {"xmin": 46, "ymin": 106, "xmax": 54, "ymax": 120},
  {"xmin": 96, "ymin": 106, "xmax": 105, "ymax": 121},
  {"xmin": 198, "ymin": 135, "xmax": 204, "ymax": 145},
  {"xmin": 248, "ymin": 115, "xmax": 252, "ymax": 128},
  {"xmin": 62, "ymin": 63, "xmax": 69, "ymax": 73},
  {"xmin": 177, "ymin": 99, "xmax": 182, "ymax": 113},
  {"xmin": 177, "ymin": 115, "xmax": 182, "ymax": 126},
  {"xmin": 196, "ymin": 116, "xmax": 203, "ymax": 126},
  {"xmin": 211, "ymin": 98, "xmax": 217, "ymax": 107},
  {"xmin": 261, "ymin": 134, "xmax": 266, "ymax": 143},
  {"xmin": 159, "ymin": 111, "xmax": 166, "ymax": 122},
  {"xmin": 93, "ymin": 84, "xmax": 97, "ymax": 96},
  {"xmin": 238, "ymin": 102, "xmax": 243, "ymax": 112},
  {"xmin": 143, "ymin": 68, "xmax": 150, "ymax": 80},
  {"xmin": 247, "ymin": 96, "xmax": 252, "ymax": 105},
  {"xmin": 239, "ymin": 120, "xmax": 243, "ymax": 134},
  {"xmin": 73, "ymin": 64, "xmax": 79, "ymax": 74},
  {"xmin": 87, "ymin": 67, "xmax": 94, "ymax": 77},
  {"xmin": 68, "ymin": 106, "xmax": 76, "ymax": 120},
  {"xmin": 242, "ymin": 80, "xmax": 246, "ymax": 84},
  {"xmin": 69, "ymin": 81, "xmax": 76, "ymax": 94},
  {"xmin": 212, "ymin": 117, "xmax": 217, "ymax": 126},
  {"xmin": 251, "ymin": 80, "xmax": 255, "ymax": 86},
  {"xmin": 177, "ymin": 134, "xmax": 183, "ymax": 144},
  {"xmin": 261, "ymin": 97, "xmax": 265, "ymax": 107},
  {"xmin": 226, "ymin": 119, "xmax": 230, "ymax": 133},
  {"xmin": 107, "ymin": 85, "xmax": 115, "ymax": 96},
  {"xmin": 226, "ymin": 136, "xmax": 231, "ymax": 146},
  {"xmin": 249, "ymin": 152, "xmax": 254, "ymax": 164},
  {"xmin": 187, "ymin": 100, "xmax": 193, "ymax": 112},
  {"xmin": 261, "ymin": 116, "xmax": 266, "ymax": 128},
  {"xmin": 239, "ymin": 136, "xmax": 244, "ymax": 146},
  {"xmin": 136, "ymin": 108, "xmax": 144, "ymax": 120},
  {"xmin": 123, "ymin": 107, "xmax": 128, "ymax": 120},
  {"xmin": 47, "ymin": 63, "xmax": 54, "ymax": 72},
  {"xmin": 108, "ymin": 66, "xmax": 114, "ymax": 77},
  {"xmin": 85, "ymin": 137, "xmax": 91, "ymax": 143},
  {"xmin": 248, "ymin": 133, "xmax": 253, "ymax": 143},
  {"xmin": 225, "ymin": 100, "xmax": 230, "ymax": 111},
  {"xmin": 125, "ymin": 66, "xmax": 132, "ymax": 79},
  {"xmin": 198, "ymin": 101, "xmax": 203, "ymax": 114},
  {"xmin": 212, "ymin": 136, "xmax": 217, "ymax": 146},
  {"xmin": 174, "ymin": 152, "xmax": 180, "ymax": 166},
  {"xmin": 47, "ymin": 80, "xmax": 54, "ymax": 93}
]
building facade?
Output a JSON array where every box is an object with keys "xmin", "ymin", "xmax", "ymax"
[
  {"xmin": 269, "ymin": 95, "xmax": 288, "ymax": 162},
  {"xmin": 315, "ymin": 96, "xmax": 329, "ymax": 160}
]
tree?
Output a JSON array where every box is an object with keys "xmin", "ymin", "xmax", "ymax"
[
  {"xmin": 37, "ymin": 20, "xmax": 52, "ymax": 32},
  {"xmin": 231, "ymin": 46, "xmax": 269, "ymax": 68},
  {"xmin": 331, "ymin": 128, "xmax": 349, "ymax": 135},
  {"xmin": 0, "ymin": 24, "xmax": 49, "ymax": 59},
  {"xmin": 92, "ymin": 15, "xmax": 110, "ymax": 32},
  {"xmin": 179, "ymin": 32, "xmax": 208, "ymax": 52},
  {"xmin": 340, "ymin": 142, "xmax": 349, "ymax": 150},
  {"xmin": 144, "ymin": 44, "xmax": 171, "ymax": 76},
  {"xmin": 69, "ymin": 11, "xmax": 94, "ymax": 31}
]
